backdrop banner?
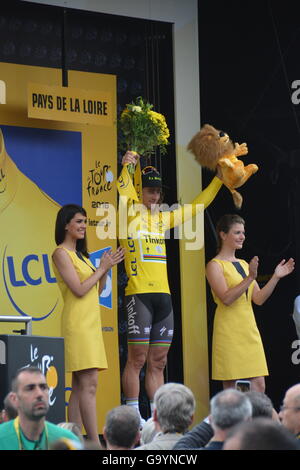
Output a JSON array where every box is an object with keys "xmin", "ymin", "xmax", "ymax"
[{"xmin": 0, "ymin": 62, "xmax": 119, "ymax": 428}]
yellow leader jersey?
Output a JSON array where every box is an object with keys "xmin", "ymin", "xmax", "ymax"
[{"xmin": 117, "ymin": 166, "xmax": 222, "ymax": 295}]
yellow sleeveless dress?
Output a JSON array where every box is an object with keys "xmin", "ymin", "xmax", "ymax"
[
  {"xmin": 52, "ymin": 247, "xmax": 107, "ymax": 372},
  {"xmin": 211, "ymin": 258, "xmax": 268, "ymax": 381}
]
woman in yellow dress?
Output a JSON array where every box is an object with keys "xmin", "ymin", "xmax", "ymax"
[
  {"xmin": 52, "ymin": 204, "xmax": 124, "ymax": 446},
  {"xmin": 206, "ymin": 214, "xmax": 294, "ymax": 392}
]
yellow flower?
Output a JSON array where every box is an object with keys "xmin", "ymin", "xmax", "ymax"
[
  {"xmin": 131, "ymin": 105, "xmax": 142, "ymax": 112},
  {"xmin": 118, "ymin": 97, "xmax": 170, "ymax": 158}
]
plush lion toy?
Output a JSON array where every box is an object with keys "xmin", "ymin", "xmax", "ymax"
[{"xmin": 187, "ymin": 124, "xmax": 258, "ymax": 208}]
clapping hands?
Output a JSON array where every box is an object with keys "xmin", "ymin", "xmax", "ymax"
[
  {"xmin": 248, "ymin": 256, "xmax": 259, "ymax": 280},
  {"xmin": 274, "ymin": 258, "xmax": 295, "ymax": 279},
  {"xmin": 248, "ymin": 256, "xmax": 295, "ymax": 281},
  {"xmin": 98, "ymin": 247, "xmax": 125, "ymax": 273}
]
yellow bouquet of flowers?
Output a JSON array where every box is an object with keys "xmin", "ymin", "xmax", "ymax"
[{"xmin": 119, "ymin": 97, "xmax": 170, "ymax": 171}]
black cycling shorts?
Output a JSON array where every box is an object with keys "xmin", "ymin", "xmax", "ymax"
[{"xmin": 125, "ymin": 293, "xmax": 174, "ymax": 347}]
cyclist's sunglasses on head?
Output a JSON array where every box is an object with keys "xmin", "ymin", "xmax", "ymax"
[{"xmin": 142, "ymin": 166, "xmax": 160, "ymax": 175}]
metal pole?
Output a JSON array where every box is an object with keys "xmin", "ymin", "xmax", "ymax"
[{"xmin": 0, "ymin": 316, "xmax": 32, "ymax": 335}]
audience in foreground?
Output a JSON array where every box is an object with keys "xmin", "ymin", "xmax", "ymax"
[
  {"xmin": 103, "ymin": 405, "xmax": 141, "ymax": 450},
  {"xmin": 223, "ymin": 417, "xmax": 300, "ymax": 450},
  {"xmin": 0, "ymin": 370, "xmax": 299, "ymax": 451},
  {"xmin": 135, "ymin": 382, "xmax": 195, "ymax": 450},
  {"xmin": 0, "ymin": 366, "xmax": 81, "ymax": 450}
]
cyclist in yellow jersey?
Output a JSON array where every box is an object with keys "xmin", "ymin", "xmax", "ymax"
[{"xmin": 117, "ymin": 151, "xmax": 223, "ymax": 424}]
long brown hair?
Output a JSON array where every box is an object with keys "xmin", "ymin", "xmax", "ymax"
[{"xmin": 216, "ymin": 214, "xmax": 245, "ymax": 253}]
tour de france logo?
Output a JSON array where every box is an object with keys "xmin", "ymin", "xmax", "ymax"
[
  {"xmin": 86, "ymin": 161, "xmax": 114, "ymax": 199},
  {"xmin": 26, "ymin": 344, "xmax": 59, "ymax": 407}
]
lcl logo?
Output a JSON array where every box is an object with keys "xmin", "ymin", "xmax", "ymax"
[{"xmin": 2, "ymin": 246, "xmax": 59, "ymax": 321}]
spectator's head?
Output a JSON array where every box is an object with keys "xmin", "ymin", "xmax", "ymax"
[
  {"xmin": 245, "ymin": 391, "xmax": 273, "ymax": 419},
  {"xmin": 140, "ymin": 417, "xmax": 158, "ymax": 445},
  {"xmin": 279, "ymin": 383, "xmax": 300, "ymax": 436},
  {"xmin": 11, "ymin": 366, "xmax": 49, "ymax": 422},
  {"xmin": 103, "ymin": 405, "xmax": 140, "ymax": 450},
  {"xmin": 210, "ymin": 389, "xmax": 252, "ymax": 433},
  {"xmin": 49, "ymin": 437, "xmax": 84, "ymax": 450},
  {"xmin": 153, "ymin": 382, "xmax": 195, "ymax": 434},
  {"xmin": 1, "ymin": 392, "xmax": 18, "ymax": 422},
  {"xmin": 224, "ymin": 417, "xmax": 300, "ymax": 450},
  {"xmin": 57, "ymin": 422, "xmax": 84, "ymax": 444}
]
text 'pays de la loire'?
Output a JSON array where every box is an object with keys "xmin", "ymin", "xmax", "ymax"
[{"xmin": 32, "ymin": 93, "xmax": 108, "ymax": 115}]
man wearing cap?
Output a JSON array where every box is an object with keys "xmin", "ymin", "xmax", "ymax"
[{"xmin": 117, "ymin": 151, "xmax": 223, "ymax": 426}]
